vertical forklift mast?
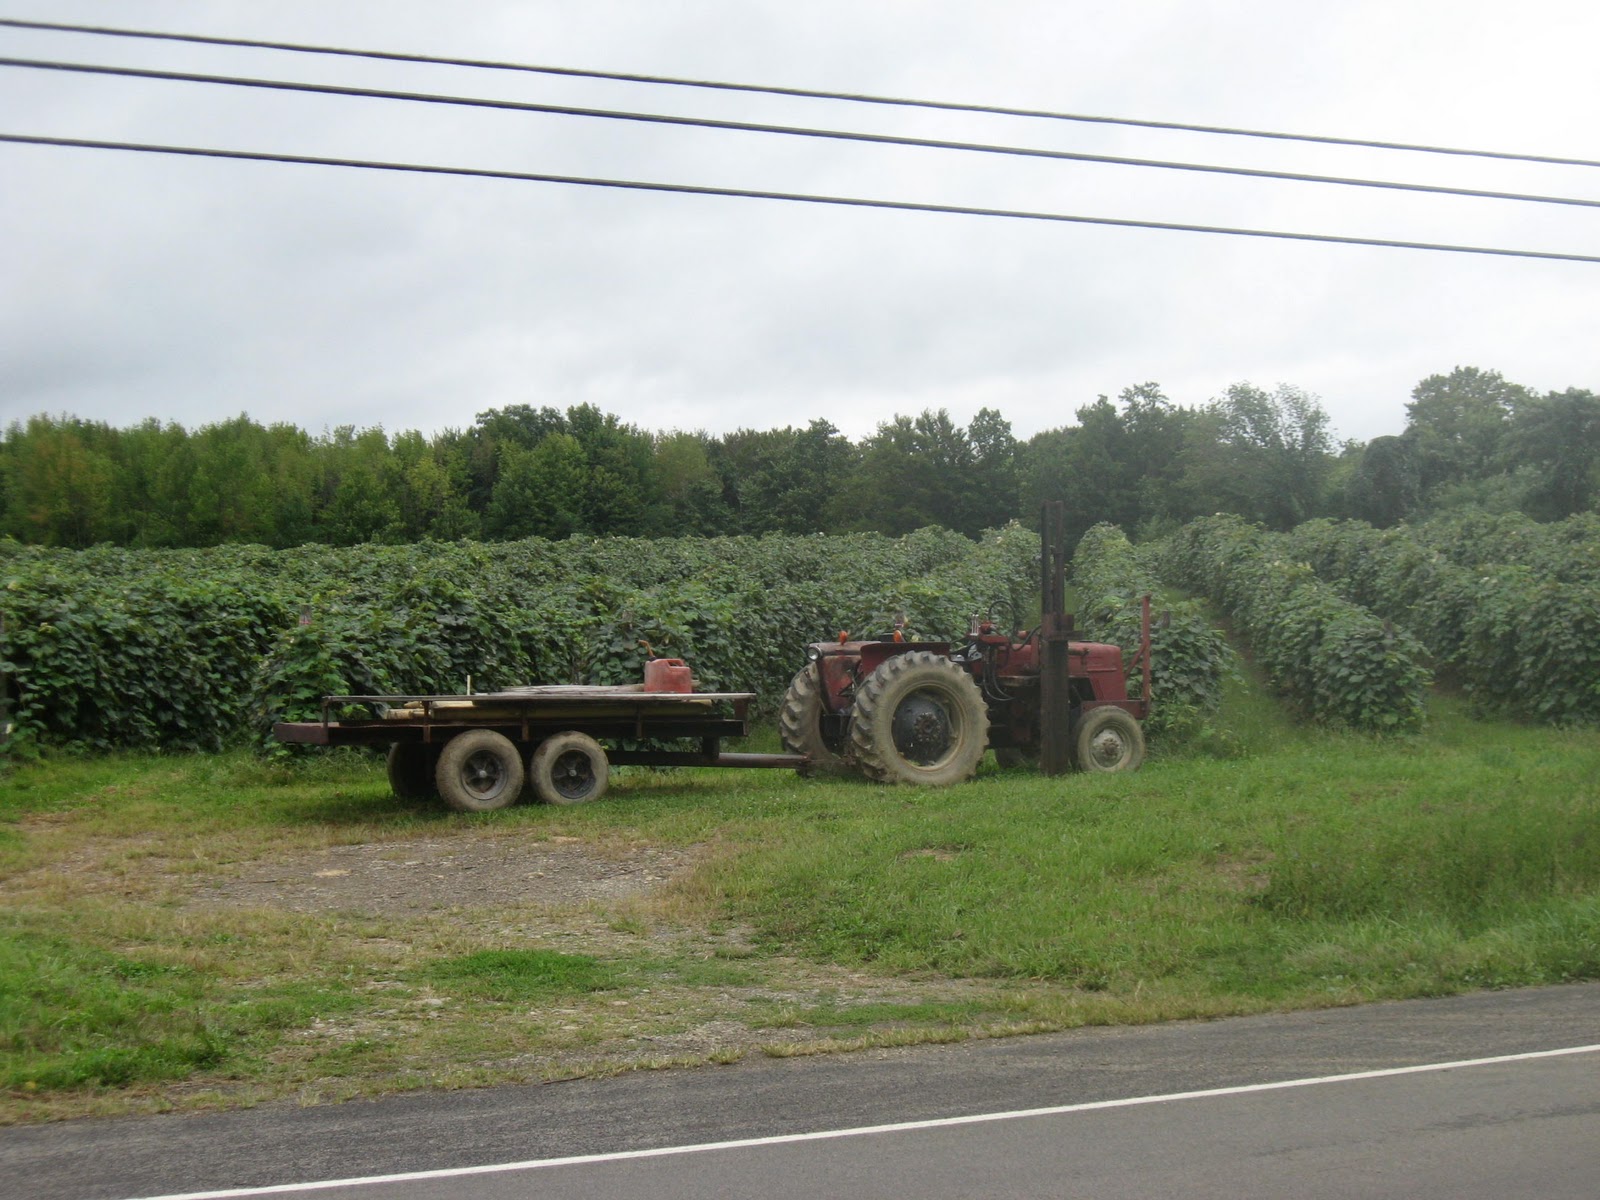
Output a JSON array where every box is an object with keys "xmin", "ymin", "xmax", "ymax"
[{"xmin": 1039, "ymin": 501, "xmax": 1074, "ymax": 776}]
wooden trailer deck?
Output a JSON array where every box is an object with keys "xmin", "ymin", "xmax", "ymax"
[
  {"xmin": 273, "ymin": 686, "xmax": 762, "ymax": 750},
  {"xmin": 274, "ymin": 686, "xmax": 804, "ymax": 810}
]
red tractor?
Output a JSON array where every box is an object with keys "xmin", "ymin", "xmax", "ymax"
[{"xmin": 779, "ymin": 503, "xmax": 1150, "ymax": 785}]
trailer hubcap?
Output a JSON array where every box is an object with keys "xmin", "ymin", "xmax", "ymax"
[
  {"xmin": 550, "ymin": 750, "xmax": 596, "ymax": 800},
  {"xmin": 462, "ymin": 750, "xmax": 508, "ymax": 800},
  {"xmin": 891, "ymin": 693, "xmax": 954, "ymax": 766}
]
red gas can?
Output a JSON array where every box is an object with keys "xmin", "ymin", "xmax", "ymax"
[{"xmin": 643, "ymin": 657, "xmax": 694, "ymax": 693}]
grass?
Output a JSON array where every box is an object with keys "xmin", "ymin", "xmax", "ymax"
[
  {"xmin": 422, "ymin": 950, "xmax": 623, "ymax": 1000},
  {"xmin": 707, "ymin": 740, "xmax": 1600, "ymax": 994},
  {"xmin": 2, "ymin": 683, "xmax": 1598, "ymax": 1122}
]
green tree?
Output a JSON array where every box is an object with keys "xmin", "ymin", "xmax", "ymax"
[
  {"xmin": 714, "ymin": 419, "xmax": 857, "ymax": 534},
  {"xmin": 184, "ymin": 415, "xmax": 290, "ymax": 545},
  {"xmin": 106, "ymin": 418, "xmax": 190, "ymax": 546},
  {"xmin": 713, "ymin": 426, "xmax": 789, "ymax": 533},
  {"xmin": 1402, "ymin": 366, "xmax": 1530, "ymax": 497},
  {"xmin": 263, "ymin": 422, "xmax": 320, "ymax": 546},
  {"xmin": 1177, "ymin": 383, "xmax": 1332, "ymax": 530},
  {"xmin": 836, "ymin": 410, "xmax": 978, "ymax": 535},
  {"xmin": 1021, "ymin": 385, "xmax": 1192, "ymax": 545},
  {"xmin": 319, "ymin": 425, "xmax": 400, "ymax": 544},
  {"xmin": 654, "ymin": 431, "xmax": 732, "ymax": 535},
  {"xmin": 461, "ymin": 404, "xmax": 563, "ymax": 515},
  {"xmin": 1504, "ymin": 387, "xmax": 1600, "ymax": 519},
  {"xmin": 2, "ymin": 416, "xmax": 115, "ymax": 546},
  {"xmin": 1342, "ymin": 434, "xmax": 1421, "ymax": 527},
  {"xmin": 1048, "ymin": 396, "xmax": 1139, "ymax": 537},
  {"xmin": 966, "ymin": 407, "xmax": 1020, "ymax": 531},
  {"xmin": 1119, "ymin": 383, "xmax": 1195, "ymax": 532},
  {"xmin": 485, "ymin": 433, "xmax": 587, "ymax": 540},
  {"xmin": 387, "ymin": 429, "xmax": 476, "ymax": 542},
  {"xmin": 565, "ymin": 404, "xmax": 663, "ymax": 535},
  {"xmin": 474, "ymin": 404, "xmax": 568, "ymax": 450}
]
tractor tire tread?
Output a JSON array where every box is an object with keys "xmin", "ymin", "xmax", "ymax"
[
  {"xmin": 848, "ymin": 650, "xmax": 989, "ymax": 786},
  {"xmin": 778, "ymin": 663, "xmax": 849, "ymax": 773}
]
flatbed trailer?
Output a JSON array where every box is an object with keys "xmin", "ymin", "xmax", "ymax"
[{"xmin": 273, "ymin": 685, "xmax": 804, "ymax": 811}]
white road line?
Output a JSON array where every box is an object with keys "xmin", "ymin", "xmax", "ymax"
[{"xmin": 127, "ymin": 1043, "xmax": 1600, "ymax": 1200}]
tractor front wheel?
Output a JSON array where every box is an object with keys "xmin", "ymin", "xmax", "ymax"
[
  {"xmin": 1073, "ymin": 707, "xmax": 1146, "ymax": 773},
  {"xmin": 849, "ymin": 651, "xmax": 989, "ymax": 786},
  {"xmin": 778, "ymin": 663, "xmax": 850, "ymax": 773}
]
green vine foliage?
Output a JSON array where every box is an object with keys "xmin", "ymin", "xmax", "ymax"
[
  {"xmin": 1, "ymin": 526, "xmax": 1040, "ymax": 751},
  {"xmin": 1163, "ymin": 516, "xmax": 1430, "ymax": 732},
  {"xmin": 1071, "ymin": 523, "xmax": 1234, "ymax": 735},
  {"xmin": 2, "ymin": 548, "xmax": 288, "ymax": 751},
  {"xmin": 1287, "ymin": 514, "xmax": 1600, "ymax": 724}
]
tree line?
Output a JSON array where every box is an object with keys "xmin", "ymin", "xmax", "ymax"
[{"xmin": 3, "ymin": 366, "xmax": 1594, "ymax": 551}]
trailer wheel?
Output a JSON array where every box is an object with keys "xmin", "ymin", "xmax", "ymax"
[
  {"xmin": 435, "ymin": 730, "xmax": 524, "ymax": 812},
  {"xmin": 1073, "ymin": 707, "xmax": 1146, "ymax": 773},
  {"xmin": 529, "ymin": 732, "xmax": 610, "ymax": 806},
  {"xmin": 778, "ymin": 663, "xmax": 850, "ymax": 773},
  {"xmin": 386, "ymin": 742, "xmax": 437, "ymax": 801},
  {"xmin": 849, "ymin": 651, "xmax": 989, "ymax": 786}
]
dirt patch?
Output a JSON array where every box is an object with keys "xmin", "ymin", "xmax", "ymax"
[
  {"xmin": 5, "ymin": 816, "xmax": 1028, "ymax": 1122},
  {"xmin": 186, "ymin": 835, "xmax": 701, "ymax": 915},
  {"xmin": 898, "ymin": 847, "xmax": 964, "ymax": 863}
]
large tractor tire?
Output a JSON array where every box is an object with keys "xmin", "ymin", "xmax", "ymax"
[
  {"xmin": 528, "ymin": 732, "xmax": 610, "ymax": 806},
  {"xmin": 778, "ymin": 663, "xmax": 850, "ymax": 773},
  {"xmin": 848, "ymin": 651, "xmax": 989, "ymax": 786},
  {"xmin": 1073, "ymin": 707, "xmax": 1146, "ymax": 773},
  {"xmin": 435, "ymin": 729, "xmax": 525, "ymax": 812},
  {"xmin": 386, "ymin": 741, "xmax": 437, "ymax": 801}
]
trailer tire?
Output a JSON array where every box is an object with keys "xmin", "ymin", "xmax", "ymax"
[
  {"xmin": 849, "ymin": 651, "xmax": 989, "ymax": 786},
  {"xmin": 529, "ymin": 732, "xmax": 610, "ymax": 806},
  {"xmin": 386, "ymin": 742, "xmax": 437, "ymax": 801},
  {"xmin": 1073, "ymin": 707, "xmax": 1146, "ymax": 773},
  {"xmin": 435, "ymin": 730, "xmax": 524, "ymax": 812},
  {"xmin": 778, "ymin": 663, "xmax": 850, "ymax": 774}
]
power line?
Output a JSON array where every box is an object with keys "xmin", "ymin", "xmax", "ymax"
[
  {"xmin": 8, "ymin": 56, "xmax": 1600, "ymax": 214},
  {"xmin": 2, "ymin": 15, "xmax": 1597, "ymax": 172},
  {"xmin": 4, "ymin": 131, "xmax": 1595, "ymax": 264}
]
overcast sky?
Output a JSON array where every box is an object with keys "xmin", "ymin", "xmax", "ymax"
[{"xmin": 2, "ymin": 0, "xmax": 1597, "ymax": 448}]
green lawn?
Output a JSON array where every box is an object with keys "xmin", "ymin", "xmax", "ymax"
[{"xmin": 2, "ymin": 684, "xmax": 1597, "ymax": 1121}]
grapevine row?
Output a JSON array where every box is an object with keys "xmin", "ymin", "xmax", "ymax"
[
  {"xmin": 0, "ymin": 526, "xmax": 1039, "ymax": 751},
  {"xmin": 1070, "ymin": 523, "xmax": 1233, "ymax": 731},
  {"xmin": 1286, "ymin": 518, "xmax": 1600, "ymax": 724},
  {"xmin": 1162, "ymin": 516, "xmax": 1430, "ymax": 732}
]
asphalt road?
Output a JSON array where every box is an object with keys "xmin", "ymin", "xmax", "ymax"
[{"xmin": 4, "ymin": 982, "xmax": 1597, "ymax": 1200}]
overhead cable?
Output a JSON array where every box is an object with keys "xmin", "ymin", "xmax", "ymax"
[
  {"xmin": 1, "ymin": 16, "xmax": 1597, "ymax": 171},
  {"xmin": 3, "ymin": 132, "xmax": 1595, "ymax": 264},
  {"xmin": 6, "ymin": 57, "xmax": 1600, "ymax": 213}
]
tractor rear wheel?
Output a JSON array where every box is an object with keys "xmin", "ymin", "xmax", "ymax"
[
  {"xmin": 778, "ymin": 663, "xmax": 850, "ymax": 773},
  {"xmin": 1073, "ymin": 707, "xmax": 1146, "ymax": 773},
  {"xmin": 848, "ymin": 651, "xmax": 989, "ymax": 786}
]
